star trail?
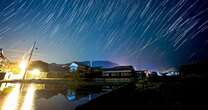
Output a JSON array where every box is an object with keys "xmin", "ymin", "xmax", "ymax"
[{"xmin": 0, "ymin": 0, "xmax": 208, "ymax": 70}]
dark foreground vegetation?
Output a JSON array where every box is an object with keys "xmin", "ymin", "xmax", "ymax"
[
  {"xmin": 76, "ymin": 62, "xmax": 208, "ymax": 110},
  {"xmin": 76, "ymin": 77, "xmax": 207, "ymax": 110}
]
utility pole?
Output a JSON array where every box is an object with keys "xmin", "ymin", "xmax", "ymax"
[{"xmin": 22, "ymin": 41, "xmax": 37, "ymax": 80}]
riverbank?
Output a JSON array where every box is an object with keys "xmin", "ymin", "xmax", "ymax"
[
  {"xmin": 0, "ymin": 78, "xmax": 127, "ymax": 86},
  {"xmin": 76, "ymin": 77, "xmax": 207, "ymax": 110}
]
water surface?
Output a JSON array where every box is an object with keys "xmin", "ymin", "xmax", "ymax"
[{"xmin": 0, "ymin": 82, "xmax": 117, "ymax": 110}]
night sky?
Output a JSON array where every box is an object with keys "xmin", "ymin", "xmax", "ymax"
[{"xmin": 0, "ymin": 0, "xmax": 208, "ymax": 71}]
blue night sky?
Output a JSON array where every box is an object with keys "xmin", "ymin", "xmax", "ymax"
[{"xmin": 0, "ymin": 0, "xmax": 208, "ymax": 70}]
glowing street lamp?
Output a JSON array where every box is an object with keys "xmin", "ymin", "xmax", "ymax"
[
  {"xmin": 22, "ymin": 41, "xmax": 37, "ymax": 80},
  {"xmin": 18, "ymin": 59, "xmax": 28, "ymax": 79},
  {"xmin": 19, "ymin": 60, "xmax": 27, "ymax": 71}
]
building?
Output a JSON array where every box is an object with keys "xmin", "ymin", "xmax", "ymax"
[
  {"xmin": 67, "ymin": 62, "xmax": 91, "ymax": 79},
  {"xmin": 46, "ymin": 62, "xmax": 92, "ymax": 79},
  {"xmin": 47, "ymin": 63, "xmax": 70, "ymax": 78},
  {"xmin": 135, "ymin": 70, "xmax": 148, "ymax": 79},
  {"xmin": 102, "ymin": 66, "xmax": 135, "ymax": 82},
  {"xmin": 0, "ymin": 48, "xmax": 9, "ymax": 72},
  {"xmin": 0, "ymin": 48, "xmax": 6, "ymax": 62},
  {"xmin": 46, "ymin": 61, "xmax": 138, "ymax": 82}
]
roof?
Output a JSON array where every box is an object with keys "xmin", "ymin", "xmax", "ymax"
[
  {"xmin": 103, "ymin": 66, "xmax": 135, "ymax": 71},
  {"xmin": 68, "ymin": 61, "xmax": 90, "ymax": 68}
]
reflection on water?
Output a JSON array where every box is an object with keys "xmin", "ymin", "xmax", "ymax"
[
  {"xmin": 0, "ymin": 82, "xmax": 118, "ymax": 110},
  {"xmin": 1, "ymin": 84, "xmax": 21, "ymax": 110},
  {"xmin": 21, "ymin": 84, "xmax": 35, "ymax": 110}
]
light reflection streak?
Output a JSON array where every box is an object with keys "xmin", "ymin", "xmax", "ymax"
[
  {"xmin": 21, "ymin": 84, "xmax": 35, "ymax": 110},
  {"xmin": 1, "ymin": 84, "xmax": 21, "ymax": 110},
  {"xmin": 1, "ymin": 84, "xmax": 36, "ymax": 110},
  {"xmin": 0, "ymin": 83, "xmax": 7, "ymax": 91}
]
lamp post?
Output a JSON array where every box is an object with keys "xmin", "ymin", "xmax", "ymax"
[{"xmin": 22, "ymin": 41, "xmax": 37, "ymax": 80}]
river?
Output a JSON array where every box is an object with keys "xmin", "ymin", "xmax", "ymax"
[{"xmin": 0, "ymin": 82, "xmax": 118, "ymax": 110}]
